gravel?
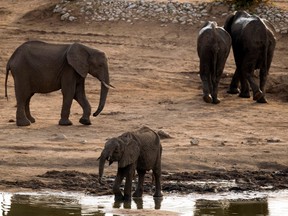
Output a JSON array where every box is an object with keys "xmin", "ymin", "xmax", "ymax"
[{"xmin": 53, "ymin": 0, "xmax": 288, "ymax": 34}]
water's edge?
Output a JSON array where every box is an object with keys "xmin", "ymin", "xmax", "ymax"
[{"xmin": 1, "ymin": 190, "xmax": 288, "ymax": 216}]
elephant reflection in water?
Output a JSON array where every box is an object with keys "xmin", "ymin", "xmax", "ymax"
[
  {"xmin": 98, "ymin": 126, "xmax": 163, "ymax": 201},
  {"xmin": 113, "ymin": 197, "xmax": 163, "ymax": 210}
]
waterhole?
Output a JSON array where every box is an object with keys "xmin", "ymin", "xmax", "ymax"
[{"xmin": 1, "ymin": 190, "xmax": 287, "ymax": 215}]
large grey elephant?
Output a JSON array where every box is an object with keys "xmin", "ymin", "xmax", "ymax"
[
  {"xmin": 5, "ymin": 40, "xmax": 113, "ymax": 126},
  {"xmin": 197, "ymin": 21, "xmax": 231, "ymax": 104},
  {"xmin": 98, "ymin": 126, "xmax": 163, "ymax": 201},
  {"xmin": 224, "ymin": 11, "xmax": 276, "ymax": 103}
]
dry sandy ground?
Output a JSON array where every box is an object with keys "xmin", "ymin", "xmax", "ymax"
[{"xmin": 0, "ymin": 0, "xmax": 287, "ymax": 201}]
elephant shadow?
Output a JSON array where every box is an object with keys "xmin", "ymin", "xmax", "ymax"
[{"xmin": 113, "ymin": 197, "xmax": 163, "ymax": 210}]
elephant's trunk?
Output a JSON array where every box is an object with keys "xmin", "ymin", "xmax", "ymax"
[
  {"xmin": 98, "ymin": 153, "xmax": 107, "ymax": 184},
  {"xmin": 93, "ymin": 82, "xmax": 109, "ymax": 117}
]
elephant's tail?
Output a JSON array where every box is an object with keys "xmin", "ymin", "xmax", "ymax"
[{"xmin": 5, "ymin": 63, "xmax": 10, "ymax": 100}]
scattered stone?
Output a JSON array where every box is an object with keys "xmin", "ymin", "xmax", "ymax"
[
  {"xmin": 80, "ymin": 140, "xmax": 88, "ymax": 144},
  {"xmin": 60, "ymin": 12, "xmax": 70, "ymax": 21},
  {"xmin": 190, "ymin": 138, "xmax": 199, "ymax": 145},
  {"xmin": 50, "ymin": 134, "xmax": 68, "ymax": 141},
  {"xmin": 266, "ymin": 137, "xmax": 281, "ymax": 143}
]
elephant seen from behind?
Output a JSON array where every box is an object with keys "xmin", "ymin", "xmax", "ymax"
[
  {"xmin": 197, "ymin": 21, "xmax": 231, "ymax": 104},
  {"xmin": 98, "ymin": 126, "xmax": 163, "ymax": 201},
  {"xmin": 5, "ymin": 40, "xmax": 113, "ymax": 126},
  {"xmin": 224, "ymin": 11, "xmax": 276, "ymax": 103}
]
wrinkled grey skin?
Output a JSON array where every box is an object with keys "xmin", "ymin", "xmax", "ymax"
[
  {"xmin": 197, "ymin": 21, "xmax": 232, "ymax": 104},
  {"xmin": 224, "ymin": 11, "xmax": 276, "ymax": 103},
  {"xmin": 98, "ymin": 126, "xmax": 163, "ymax": 201},
  {"xmin": 5, "ymin": 40, "xmax": 113, "ymax": 126}
]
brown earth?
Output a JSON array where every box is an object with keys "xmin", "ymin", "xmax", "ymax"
[{"xmin": 0, "ymin": 0, "xmax": 287, "ymax": 198}]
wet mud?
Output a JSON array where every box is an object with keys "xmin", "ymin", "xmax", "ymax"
[{"xmin": 1, "ymin": 169, "xmax": 287, "ymax": 195}]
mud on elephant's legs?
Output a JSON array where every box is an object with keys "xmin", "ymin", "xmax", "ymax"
[
  {"xmin": 153, "ymin": 169, "xmax": 163, "ymax": 198},
  {"xmin": 123, "ymin": 164, "xmax": 135, "ymax": 201},
  {"xmin": 133, "ymin": 170, "xmax": 146, "ymax": 198},
  {"xmin": 113, "ymin": 169, "xmax": 125, "ymax": 201}
]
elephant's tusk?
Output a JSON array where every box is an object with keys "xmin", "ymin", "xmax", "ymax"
[{"xmin": 102, "ymin": 81, "xmax": 115, "ymax": 89}]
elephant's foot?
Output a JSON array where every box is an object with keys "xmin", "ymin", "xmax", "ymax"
[
  {"xmin": 16, "ymin": 118, "xmax": 31, "ymax": 126},
  {"xmin": 79, "ymin": 117, "xmax": 91, "ymax": 125},
  {"xmin": 253, "ymin": 91, "xmax": 263, "ymax": 101},
  {"xmin": 203, "ymin": 94, "xmax": 212, "ymax": 103},
  {"xmin": 239, "ymin": 92, "xmax": 251, "ymax": 98},
  {"xmin": 27, "ymin": 116, "xmax": 35, "ymax": 123},
  {"xmin": 227, "ymin": 87, "xmax": 240, "ymax": 94},
  {"xmin": 212, "ymin": 97, "xmax": 220, "ymax": 104},
  {"xmin": 257, "ymin": 96, "xmax": 268, "ymax": 103},
  {"xmin": 114, "ymin": 193, "xmax": 124, "ymax": 201},
  {"xmin": 59, "ymin": 119, "xmax": 73, "ymax": 126}
]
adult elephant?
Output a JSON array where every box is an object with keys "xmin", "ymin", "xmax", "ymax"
[
  {"xmin": 197, "ymin": 21, "xmax": 231, "ymax": 104},
  {"xmin": 98, "ymin": 126, "xmax": 163, "ymax": 201},
  {"xmin": 5, "ymin": 40, "xmax": 113, "ymax": 126},
  {"xmin": 224, "ymin": 11, "xmax": 276, "ymax": 103}
]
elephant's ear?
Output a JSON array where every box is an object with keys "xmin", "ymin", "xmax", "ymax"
[
  {"xmin": 67, "ymin": 43, "xmax": 89, "ymax": 78},
  {"xmin": 118, "ymin": 139, "xmax": 140, "ymax": 168},
  {"xmin": 224, "ymin": 13, "xmax": 235, "ymax": 34}
]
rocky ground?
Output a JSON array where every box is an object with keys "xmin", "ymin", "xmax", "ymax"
[
  {"xmin": 54, "ymin": 0, "xmax": 288, "ymax": 33},
  {"xmin": 0, "ymin": 0, "xmax": 287, "ymax": 199}
]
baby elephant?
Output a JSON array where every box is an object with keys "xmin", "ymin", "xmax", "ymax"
[
  {"xmin": 197, "ymin": 21, "xmax": 231, "ymax": 104},
  {"xmin": 98, "ymin": 126, "xmax": 163, "ymax": 201}
]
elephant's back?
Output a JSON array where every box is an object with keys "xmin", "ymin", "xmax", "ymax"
[
  {"xmin": 134, "ymin": 126, "xmax": 160, "ymax": 146},
  {"xmin": 133, "ymin": 127, "xmax": 161, "ymax": 170}
]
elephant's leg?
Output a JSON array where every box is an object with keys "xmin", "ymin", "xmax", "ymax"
[
  {"xmin": 113, "ymin": 168, "xmax": 125, "ymax": 201},
  {"xmin": 133, "ymin": 169, "xmax": 146, "ymax": 198},
  {"xmin": 239, "ymin": 74, "xmax": 251, "ymax": 98},
  {"xmin": 152, "ymin": 167, "xmax": 163, "ymax": 198},
  {"xmin": 74, "ymin": 81, "xmax": 91, "ymax": 125},
  {"xmin": 59, "ymin": 78, "xmax": 76, "ymax": 126},
  {"xmin": 123, "ymin": 164, "xmax": 135, "ymax": 201},
  {"xmin": 15, "ymin": 86, "xmax": 31, "ymax": 126},
  {"xmin": 257, "ymin": 68, "xmax": 268, "ymax": 103},
  {"xmin": 233, "ymin": 60, "xmax": 250, "ymax": 98},
  {"xmin": 211, "ymin": 70, "xmax": 222, "ymax": 104},
  {"xmin": 25, "ymin": 94, "xmax": 35, "ymax": 123},
  {"xmin": 227, "ymin": 68, "xmax": 240, "ymax": 94},
  {"xmin": 245, "ymin": 65, "xmax": 263, "ymax": 101},
  {"xmin": 200, "ymin": 70, "xmax": 212, "ymax": 103}
]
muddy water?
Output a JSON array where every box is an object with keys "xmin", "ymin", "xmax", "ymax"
[{"xmin": 1, "ymin": 190, "xmax": 288, "ymax": 216}]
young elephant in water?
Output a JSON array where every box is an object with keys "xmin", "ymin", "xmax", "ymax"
[
  {"xmin": 98, "ymin": 126, "xmax": 163, "ymax": 201},
  {"xmin": 197, "ymin": 21, "xmax": 231, "ymax": 104}
]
